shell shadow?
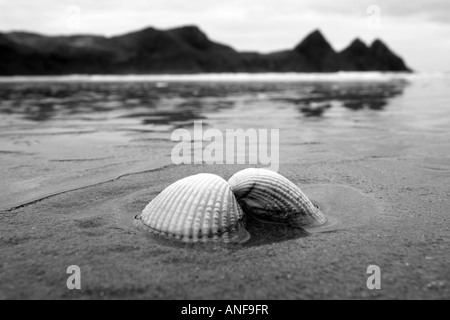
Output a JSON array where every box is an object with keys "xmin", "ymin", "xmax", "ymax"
[
  {"xmin": 242, "ymin": 215, "xmax": 309, "ymax": 247},
  {"xmin": 132, "ymin": 202, "xmax": 327, "ymax": 250},
  {"xmin": 132, "ymin": 213, "xmax": 309, "ymax": 250}
]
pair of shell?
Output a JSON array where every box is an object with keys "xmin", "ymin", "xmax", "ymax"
[{"xmin": 134, "ymin": 168, "xmax": 327, "ymax": 244}]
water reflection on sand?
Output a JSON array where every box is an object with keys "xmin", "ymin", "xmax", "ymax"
[{"xmin": 0, "ymin": 81, "xmax": 407, "ymax": 124}]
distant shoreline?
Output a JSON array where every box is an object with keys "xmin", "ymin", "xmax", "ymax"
[{"xmin": 2, "ymin": 72, "xmax": 444, "ymax": 84}]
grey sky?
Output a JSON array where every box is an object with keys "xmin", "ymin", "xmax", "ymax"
[{"xmin": 1, "ymin": 0, "xmax": 449, "ymax": 71}]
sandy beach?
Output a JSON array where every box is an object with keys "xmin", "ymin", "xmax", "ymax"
[{"xmin": 1, "ymin": 74, "xmax": 449, "ymax": 299}]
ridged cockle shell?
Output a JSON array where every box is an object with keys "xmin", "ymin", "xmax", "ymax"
[
  {"xmin": 135, "ymin": 173, "xmax": 250, "ymax": 244},
  {"xmin": 228, "ymin": 168, "xmax": 327, "ymax": 228}
]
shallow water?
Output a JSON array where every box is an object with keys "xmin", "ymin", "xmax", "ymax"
[{"xmin": 1, "ymin": 73, "xmax": 450, "ymax": 212}]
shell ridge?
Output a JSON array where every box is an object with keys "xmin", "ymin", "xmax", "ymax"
[
  {"xmin": 228, "ymin": 168, "xmax": 326, "ymax": 227},
  {"xmin": 221, "ymin": 184, "xmax": 235, "ymax": 239},
  {"xmin": 157, "ymin": 179, "xmax": 195, "ymax": 233},
  {"xmin": 207, "ymin": 179, "xmax": 228, "ymax": 241},
  {"xmin": 179, "ymin": 174, "xmax": 214, "ymax": 241},
  {"xmin": 241, "ymin": 189, "xmax": 286, "ymax": 217},
  {"xmin": 199, "ymin": 177, "xmax": 221, "ymax": 240},
  {"xmin": 160, "ymin": 176, "xmax": 202, "ymax": 237},
  {"xmin": 233, "ymin": 170, "xmax": 313, "ymax": 216},
  {"xmin": 146, "ymin": 180, "xmax": 185, "ymax": 226},
  {"xmin": 235, "ymin": 170, "xmax": 259, "ymax": 201},
  {"xmin": 141, "ymin": 187, "xmax": 172, "ymax": 225},
  {"xmin": 151, "ymin": 180, "xmax": 189, "ymax": 231},
  {"xmin": 172, "ymin": 174, "xmax": 211, "ymax": 240},
  {"xmin": 248, "ymin": 186, "xmax": 312, "ymax": 219},
  {"xmin": 214, "ymin": 181, "xmax": 229, "ymax": 240},
  {"xmin": 191, "ymin": 175, "xmax": 221, "ymax": 241},
  {"xmin": 185, "ymin": 175, "xmax": 218, "ymax": 241},
  {"xmin": 248, "ymin": 185, "xmax": 302, "ymax": 214}
]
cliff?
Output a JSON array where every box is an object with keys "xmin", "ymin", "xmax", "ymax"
[{"xmin": 0, "ymin": 26, "xmax": 412, "ymax": 75}]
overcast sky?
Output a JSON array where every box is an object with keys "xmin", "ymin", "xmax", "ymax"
[{"xmin": 1, "ymin": 0, "xmax": 449, "ymax": 71}]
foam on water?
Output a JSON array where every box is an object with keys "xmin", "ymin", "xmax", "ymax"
[{"xmin": 1, "ymin": 72, "xmax": 445, "ymax": 83}]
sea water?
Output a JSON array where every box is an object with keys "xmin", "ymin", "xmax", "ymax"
[{"xmin": 1, "ymin": 72, "xmax": 449, "ymax": 211}]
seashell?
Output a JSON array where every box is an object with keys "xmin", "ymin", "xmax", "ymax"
[
  {"xmin": 228, "ymin": 168, "xmax": 327, "ymax": 228},
  {"xmin": 135, "ymin": 173, "xmax": 250, "ymax": 244}
]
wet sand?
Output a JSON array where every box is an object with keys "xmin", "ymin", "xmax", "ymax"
[
  {"xmin": 1, "ymin": 159, "xmax": 449, "ymax": 299},
  {"xmin": 1, "ymin": 75, "xmax": 450, "ymax": 299}
]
